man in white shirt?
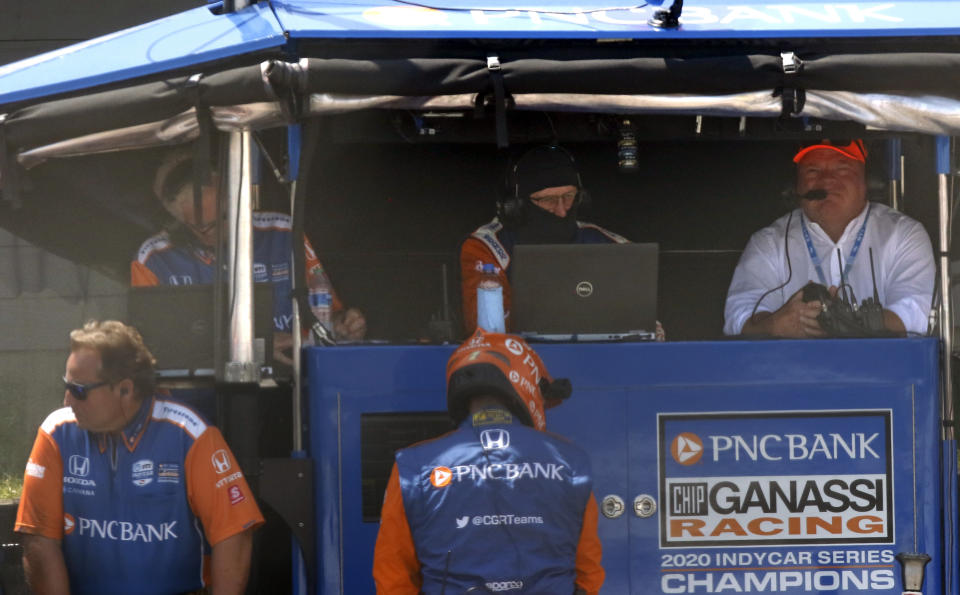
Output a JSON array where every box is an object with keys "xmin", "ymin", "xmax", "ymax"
[{"xmin": 724, "ymin": 139, "xmax": 935, "ymax": 338}]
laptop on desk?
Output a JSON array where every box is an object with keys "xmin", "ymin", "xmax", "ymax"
[
  {"xmin": 510, "ymin": 243, "xmax": 659, "ymax": 341},
  {"xmin": 127, "ymin": 284, "xmax": 274, "ymax": 376}
]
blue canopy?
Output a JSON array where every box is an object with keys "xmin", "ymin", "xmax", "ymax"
[{"xmin": 4, "ymin": 0, "xmax": 960, "ymax": 107}]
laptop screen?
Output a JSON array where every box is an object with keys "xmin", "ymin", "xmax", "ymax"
[
  {"xmin": 127, "ymin": 283, "xmax": 274, "ymax": 374},
  {"xmin": 510, "ymin": 243, "xmax": 658, "ymax": 337}
]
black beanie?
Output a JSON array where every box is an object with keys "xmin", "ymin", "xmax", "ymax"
[{"xmin": 513, "ymin": 146, "xmax": 580, "ymax": 199}]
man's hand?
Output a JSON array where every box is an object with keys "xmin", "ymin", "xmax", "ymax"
[
  {"xmin": 273, "ymin": 331, "xmax": 294, "ymax": 366},
  {"xmin": 743, "ymin": 288, "xmax": 826, "ymax": 338},
  {"xmin": 21, "ymin": 534, "xmax": 69, "ymax": 595},
  {"xmin": 333, "ymin": 307, "xmax": 367, "ymax": 341}
]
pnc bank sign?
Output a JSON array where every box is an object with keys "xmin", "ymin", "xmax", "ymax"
[
  {"xmin": 670, "ymin": 430, "xmax": 881, "ymax": 465},
  {"xmin": 659, "ymin": 410, "xmax": 893, "ymax": 547}
]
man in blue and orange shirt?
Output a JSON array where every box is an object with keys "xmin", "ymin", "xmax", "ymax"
[
  {"xmin": 132, "ymin": 147, "xmax": 366, "ymax": 361},
  {"xmin": 15, "ymin": 320, "xmax": 264, "ymax": 594},
  {"xmin": 373, "ymin": 329, "xmax": 604, "ymax": 594}
]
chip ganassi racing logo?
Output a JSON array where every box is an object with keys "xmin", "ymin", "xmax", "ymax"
[{"xmin": 671, "ymin": 432, "xmax": 703, "ymax": 465}]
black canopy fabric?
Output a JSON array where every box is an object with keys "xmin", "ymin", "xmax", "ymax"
[{"xmin": 5, "ymin": 50, "xmax": 960, "ymax": 157}]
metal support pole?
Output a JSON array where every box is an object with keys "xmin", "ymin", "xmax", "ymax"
[
  {"xmin": 936, "ymin": 135, "xmax": 954, "ymax": 439},
  {"xmin": 224, "ymin": 131, "xmax": 260, "ymax": 383},
  {"xmin": 288, "ymin": 125, "xmax": 304, "ymax": 452},
  {"xmin": 888, "ymin": 137, "xmax": 902, "ymax": 211}
]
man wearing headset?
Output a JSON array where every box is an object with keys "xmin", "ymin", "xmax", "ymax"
[
  {"xmin": 460, "ymin": 145, "xmax": 628, "ymax": 334},
  {"xmin": 15, "ymin": 320, "xmax": 263, "ymax": 594},
  {"xmin": 373, "ymin": 328, "xmax": 604, "ymax": 594},
  {"xmin": 724, "ymin": 139, "xmax": 934, "ymax": 338}
]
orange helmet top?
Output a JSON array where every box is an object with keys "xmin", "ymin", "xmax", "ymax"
[{"xmin": 446, "ymin": 328, "xmax": 571, "ymax": 431}]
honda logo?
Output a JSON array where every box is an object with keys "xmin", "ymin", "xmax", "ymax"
[
  {"xmin": 68, "ymin": 455, "xmax": 90, "ymax": 477},
  {"xmin": 211, "ymin": 450, "xmax": 232, "ymax": 474},
  {"xmin": 480, "ymin": 429, "xmax": 510, "ymax": 450}
]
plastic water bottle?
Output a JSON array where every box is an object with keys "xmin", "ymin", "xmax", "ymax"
[
  {"xmin": 476, "ymin": 263, "xmax": 505, "ymax": 333},
  {"xmin": 308, "ymin": 269, "xmax": 333, "ymax": 332}
]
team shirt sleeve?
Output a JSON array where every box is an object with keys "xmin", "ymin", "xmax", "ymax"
[
  {"xmin": 574, "ymin": 492, "xmax": 605, "ymax": 595},
  {"xmin": 15, "ymin": 429, "xmax": 65, "ymax": 540},
  {"xmin": 185, "ymin": 427, "xmax": 264, "ymax": 546},
  {"xmin": 372, "ymin": 463, "xmax": 422, "ymax": 594},
  {"xmin": 130, "ymin": 260, "xmax": 161, "ymax": 287}
]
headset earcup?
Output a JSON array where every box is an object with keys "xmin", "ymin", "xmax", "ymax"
[
  {"xmin": 497, "ymin": 197, "xmax": 525, "ymax": 227},
  {"xmin": 577, "ymin": 189, "xmax": 592, "ymax": 211}
]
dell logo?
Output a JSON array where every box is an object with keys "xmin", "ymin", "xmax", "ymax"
[
  {"xmin": 576, "ymin": 281, "xmax": 594, "ymax": 297},
  {"xmin": 480, "ymin": 429, "xmax": 510, "ymax": 450}
]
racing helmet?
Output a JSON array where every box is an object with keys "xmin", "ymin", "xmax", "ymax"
[{"xmin": 446, "ymin": 328, "xmax": 572, "ymax": 431}]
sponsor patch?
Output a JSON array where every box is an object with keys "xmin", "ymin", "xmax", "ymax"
[
  {"xmin": 273, "ymin": 263, "xmax": 290, "ymax": 281},
  {"xmin": 229, "ymin": 485, "xmax": 245, "ymax": 505},
  {"xmin": 486, "ymin": 580, "xmax": 523, "ymax": 592},
  {"xmin": 131, "ymin": 459, "xmax": 154, "ymax": 487},
  {"xmin": 211, "ymin": 449, "xmax": 232, "ymax": 474},
  {"xmin": 480, "ymin": 429, "xmax": 510, "ymax": 450},
  {"xmin": 215, "ymin": 471, "xmax": 243, "ymax": 489},
  {"xmin": 659, "ymin": 410, "xmax": 893, "ymax": 547},
  {"xmin": 25, "ymin": 461, "xmax": 45, "ymax": 479},
  {"xmin": 431, "ymin": 466, "xmax": 453, "ymax": 488},
  {"xmin": 253, "ymin": 262, "xmax": 269, "ymax": 282},
  {"xmin": 68, "ymin": 455, "xmax": 90, "ymax": 477},
  {"xmin": 157, "ymin": 463, "xmax": 181, "ymax": 484},
  {"xmin": 472, "ymin": 409, "xmax": 512, "ymax": 427},
  {"xmin": 64, "ymin": 513, "xmax": 75, "ymax": 535}
]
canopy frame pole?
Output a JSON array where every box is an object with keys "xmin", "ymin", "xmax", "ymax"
[
  {"xmin": 224, "ymin": 130, "xmax": 259, "ymax": 383},
  {"xmin": 288, "ymin": 124, "xmax": 305, "ymax": 453},
  {"xmin": 937, "ymin": 135, "xmax": 954, "ymax": 440}
]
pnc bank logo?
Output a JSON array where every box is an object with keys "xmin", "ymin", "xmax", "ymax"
[
  {"xmin": 671, "ymin": 432, "xmax": 704, "ymax": 465},
  {"xmin": 431, "ymin": 466, "xmax": 453, "ymax": 488},
  {"xmin": 64, "ymin": 513, "xmax": 76, "ymax": 535}
]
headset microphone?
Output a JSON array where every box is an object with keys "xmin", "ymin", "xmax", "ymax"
[
  {"xmin": 801, "ymin": 189, "xmax": 828, "ymax": 201},
  {"xmin": 782, "ymin": 187, "xmax": 828, "ymax": 202}
]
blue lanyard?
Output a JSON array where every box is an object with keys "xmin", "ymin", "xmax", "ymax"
[{"xmin": 800, "ymin": 203, "xmax": 871, "ymax": 285}]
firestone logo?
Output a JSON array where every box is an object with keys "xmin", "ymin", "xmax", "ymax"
[{"xmin": 671, "ymin": 432, "xmax": 703, "ymax": 465}]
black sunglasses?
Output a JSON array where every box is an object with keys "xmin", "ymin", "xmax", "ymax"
[{"xmin": 63, "ymin": 376, "xmax": 109, "ymax": 401}]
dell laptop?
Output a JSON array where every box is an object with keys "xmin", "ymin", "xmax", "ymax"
[{"xmin": 510, "ymin": 243, "xmax": 658, "ymax": 340}]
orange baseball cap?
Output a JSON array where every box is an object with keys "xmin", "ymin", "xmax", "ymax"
[{"xmin": 793, "ymin": 139, "xmax": 867, "ymax": 164}]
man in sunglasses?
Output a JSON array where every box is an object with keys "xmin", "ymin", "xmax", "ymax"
[
  {"xmin": 131, "ymin": 146, "xmax": 367, "ymax": 363},
  {"xmin": 15, "ymin": 320, "xmax": 264, "ymax": 594},
  {"xmin": 460, "ymin": 145, "xmax": 629, "ymax": 333},
  {"xmin": 724, "ymin": 139, "xmax": 934, "ymax": 338}
]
